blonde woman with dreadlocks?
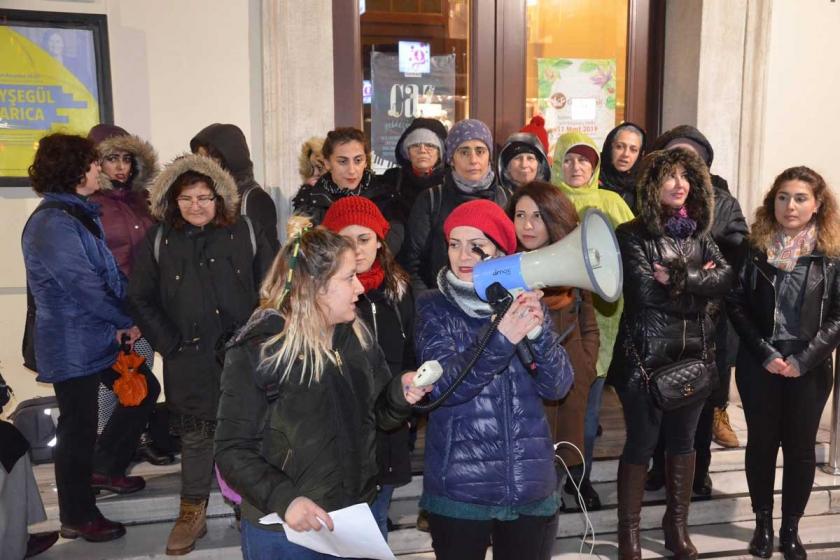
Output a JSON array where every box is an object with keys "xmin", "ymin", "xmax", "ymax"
[{"xmin": 215, "ymin": 219, "xmax": 430, "ymax": 559}]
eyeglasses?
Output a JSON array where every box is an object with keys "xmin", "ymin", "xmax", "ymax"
[{"xmin": 176, "ymin": 195, "xmax": 216, "ymax": 207}]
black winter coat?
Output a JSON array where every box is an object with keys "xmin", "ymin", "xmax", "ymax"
[
  {"xmin": 380, "ymin": 117, "xmax": 448, "ymax": 227},
  {"xmin": 727, "ymin": 247, "xmax": 840, "ymax": 373},
  {"xmin": 214, "ymin": 310, "xmax": 412, "ymax": 529},
  {"xmin": 607, "ymin": 221, "xmax": 733, "ymax": 392},
  {"xmin": 292, "ymin": 171, "xmax": 403, "ymax": 252},
  {"xmin": 357, "ymin": 281, "xmax": 416, "ymax": 486},
  {"xmin": 607, "ymin": 148, "xmax": 734, "ymax": 393},
  {"xmin": 128, "ymin": 220, "xmax": 275, "ymax": 425},
  {"xmin": 399, "ymin": 171, "xmax": 512, "ymax": 292}
]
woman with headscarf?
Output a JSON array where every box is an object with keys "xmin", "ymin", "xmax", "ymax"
[
  {"xmin": 550, "ymin": 131, "xmax": 634, "ymax": 509},
  {"xmin": 598, "ymin": 122, "xmax": 646, "ymax": 211}
]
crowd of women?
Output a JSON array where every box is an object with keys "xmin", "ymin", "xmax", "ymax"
[{"xmin": 14, "ymin": 112, "xmax": 839, "ymax": 560}]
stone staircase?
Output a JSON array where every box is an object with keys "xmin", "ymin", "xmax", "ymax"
[{"xmin": 29, "ymin": 403, "xmax": 840, "ymax": 559}]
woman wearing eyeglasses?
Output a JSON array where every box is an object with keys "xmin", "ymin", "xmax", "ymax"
[{"xmin": 127, "ymin": 154, "xmax": 276, "ymax": 555}]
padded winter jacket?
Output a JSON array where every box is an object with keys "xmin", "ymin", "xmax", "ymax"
[
  {"xmin": 22, "ymin": 193, "xmax": 133, "ymax": 382},
  {"xmin": 606, "ymin": 149, "xmax": 734, "ymax": 393},
  {"xmin": 215, "ymin": 310, "xmax": 412, "ymax": 529},
  {"xmin": 415, "ymin": 290, "xmax": 573, "ymax": 507}
]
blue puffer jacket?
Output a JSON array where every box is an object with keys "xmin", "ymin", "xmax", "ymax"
[
  {"xmin": 22, "ymin": 193, "xmax": 133, "ymax": 383},
  {"xmin": 416, "ymin": 290, "xmax": 573, "ymax": 507}
]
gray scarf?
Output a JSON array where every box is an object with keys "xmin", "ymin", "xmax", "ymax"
[
  {"xmin": 437, "ymin": 268, "xmax": 494, "ymax": 318},
  {"xmin": 452, "ymin": 168, "xmax": 496, "ymax": 195}
]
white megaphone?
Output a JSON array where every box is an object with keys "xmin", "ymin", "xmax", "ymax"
[{"xmin": 473, "ymin": 208, "xmax": 623, "ymax": 303}]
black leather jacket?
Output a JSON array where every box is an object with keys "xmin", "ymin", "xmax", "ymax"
[
  {"xmin": 727, "ymin": 246, "xmax": 840, "ymax": 373},
  {"xmin": 606, "ymin": 220, "xmax": 733, "ymax": 392}
]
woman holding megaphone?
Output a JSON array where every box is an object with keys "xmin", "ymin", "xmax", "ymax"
[
  {"xmin": 415, "ymin": 199, "xmax": 573, "ymax": 560},
  {"xmin": 608, "ymin": 149, "xmax": 733, "ymax": 560}
]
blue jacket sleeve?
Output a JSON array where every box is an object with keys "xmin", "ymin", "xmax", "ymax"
[
  {"xmin": 530, "ymin": 304, "xmax": 574, "ymax": 401},
  {"xmin": 415, "ymin": 296, "xmax": 517, "ymax": 406},
  {"xmin": 29, "ymin": 212, "xmax": 132, "ymax": 329}
]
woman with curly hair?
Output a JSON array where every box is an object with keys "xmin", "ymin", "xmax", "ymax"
[
  {"xmin": 22, "ymin": 133, "xmax": 149, "ymax": 543},
  {"xmin": 727, "ymin": 166, "xmax": 840, "ymax": 560},
  {"xmin": 608, "ymin": 149, "xmax": 733, "ymax": 560}
]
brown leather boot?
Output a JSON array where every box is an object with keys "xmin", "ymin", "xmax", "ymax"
[
  {"xmin": 166, "ymin": 498, "xmax": 207, "ymax": 555},
  {"xmin": 617, "ymin": 460, "xmax": 648, "ymax": 560},
  {"xmin": 662, "ymin": 451, "xmax": 698, "ymax": 559}
]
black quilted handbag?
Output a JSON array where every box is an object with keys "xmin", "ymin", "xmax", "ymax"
[{"xmin": 625, "ymin": 315, "xmax": 714, "ymax": 411}]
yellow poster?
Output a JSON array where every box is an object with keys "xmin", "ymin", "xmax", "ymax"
[{"xmin": 0, "ymin": 26, "xmax": 100, "ymax": 179}]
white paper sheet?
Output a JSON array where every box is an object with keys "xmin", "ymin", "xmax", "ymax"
[{"xmin": 259, "ymin": 502, "xmax": 395, "ymax": 560}]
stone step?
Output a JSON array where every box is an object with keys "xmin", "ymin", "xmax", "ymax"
[
  {"xmin": 34, "ymin": 442, "xmax": 837, "ymax": 530},
  {"xmin": 31, "ymin": 510, "xmax": 840, "ymax": 559}
]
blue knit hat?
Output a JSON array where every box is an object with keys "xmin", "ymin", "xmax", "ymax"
[{"xmin": 445, "ymin": 119, "xmax": 493, "ymax": 163}]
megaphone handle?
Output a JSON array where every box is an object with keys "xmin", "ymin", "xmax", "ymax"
[
  {"xmin": 517, "ymin": 339, "xmax": 538, "ymax": 372},
  {"xmin": 526, "ymin": 325, "xmax": 542, "ymax": 340}
]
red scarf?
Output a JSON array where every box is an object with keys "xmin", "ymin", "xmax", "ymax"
[{"xmin": 358, "ymin": 260, "xmax": 385, "ymax": 293}]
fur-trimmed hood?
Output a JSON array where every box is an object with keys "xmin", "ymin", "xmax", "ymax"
[
  {"xmin": 149, "ymin": 154, "xmax": 240, "ymax": 224},
  {"xmin": 96, "ymin": 134, "xmax": 159, "ymax": 192},
  {"xmin": 635, "ymin": 148, "xmax": 714, "ymax": 237}
]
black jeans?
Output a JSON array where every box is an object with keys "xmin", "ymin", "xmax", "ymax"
[
  {"xmin": 736, "ymin": 356, "xmax": 832, "ymax": 516},
  {"xmin": 618, "ymin": 387, "xmax": 705, "ymax": 466},
  {"xmin": 53, "ymin": 367, "xmax": 157, "ymax": 525},
  {"xmin": 653, "ymin": 313, "xmax": 731, "ymax": 479},
  {"xmin": 428, "ymin": 512, "xmax": 558, "ymax": 560}
]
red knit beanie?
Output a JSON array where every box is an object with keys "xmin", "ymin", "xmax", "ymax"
[
  {"xmin": 443, "ymin": 200, "xmax": 517, "ymax": 255},
  {"xmin": 322, "ymin": 196, "xmax": 390, "ymax": 240},
  {"xmin": 520, "ymin": 115, "xmax": 549, "ymax": 153}
]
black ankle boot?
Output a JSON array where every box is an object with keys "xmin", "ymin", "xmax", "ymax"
[
  {"xmin": 134, "ymin": 432, "xmax": 175, "ymax": 466},
  {"xmin": 748, "ymin": 510, "xmax": 773, "ymax": 558},
  {"xmin": 779, "ymin": 515, "xmax": 807, "ymax": 560}
]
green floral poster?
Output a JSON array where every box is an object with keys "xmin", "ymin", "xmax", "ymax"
[{"xmin": 537, "ymin": 58, "xmax": 616, "ymax": 155}]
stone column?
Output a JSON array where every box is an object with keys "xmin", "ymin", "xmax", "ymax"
[
  {"xmin": 661, "ymin": 0, "xmax": 771, "ymax": 220},
  {"xmin": 261, "ymin": 0, "xmax": 336, "ymax": 241}
]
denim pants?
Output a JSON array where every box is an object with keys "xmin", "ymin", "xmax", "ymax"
[
  {"xmin": 370, "ymin": 484, "xmax": 395, "ymax": 540},
  {"xmin": 241, "ymin": 519, "xmax": 336, "ymax": 560},
  {"xmin": 581, "ymin": 377, "xmax": 605, "ymax": 479}
]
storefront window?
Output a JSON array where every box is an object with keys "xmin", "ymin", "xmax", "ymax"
[
  {"xmin": 526, "ymin": 0, "xmax": 629, "ymax": 154},
  {"xmin": 361, "ymin": 0, "xmax": 470, "ymax": 172}
]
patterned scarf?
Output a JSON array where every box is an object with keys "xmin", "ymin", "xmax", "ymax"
[
  {"xmin": 358, "ymin": 259, "xmax": 385, "ymax": 293},
  {"xmin": 767, "ymin": 222, "xmax": 818, "ymax": 272},
  {"xmin": 663, "ymin": 206, "xmax": 697, "ymax": 239}
]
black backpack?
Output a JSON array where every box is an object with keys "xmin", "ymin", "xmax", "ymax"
[{"xmin": 22, "ymin": 201, "xmax": 102, "ymax": 371}]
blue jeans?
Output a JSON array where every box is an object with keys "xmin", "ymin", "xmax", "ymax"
[
  {"xmin": 370, "ymin": 484, "xmax": 395, "ymax": 540},
  {"xmin": 241, "ymin": 519, "xmax": 335, "ymax": 560},
  {"xmin": 582, "ymin": 377, "xmax": 605, "ymax": 480}
]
